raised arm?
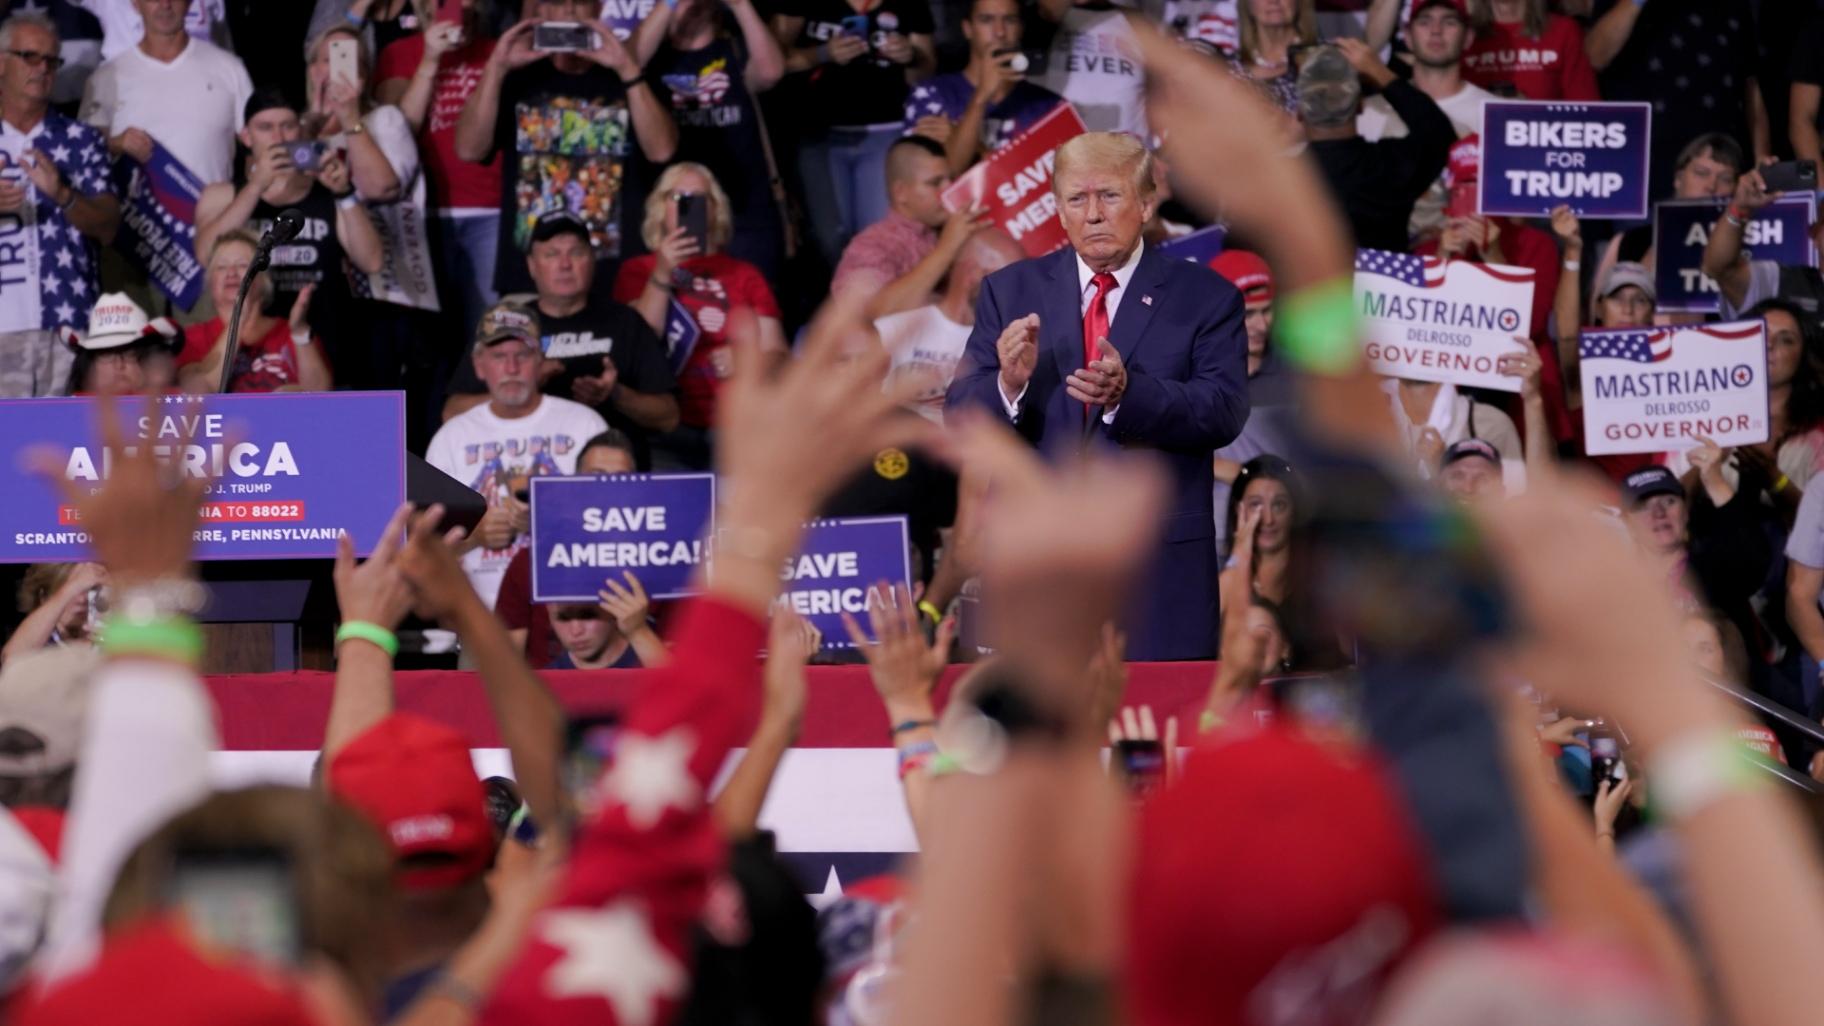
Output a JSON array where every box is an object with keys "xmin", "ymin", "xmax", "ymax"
[
  {"xmin": 1702, "ymin": 171, "xmax": 1775, "ymax": 311},
  {"xmin": 730, "ymin": 0, "xmax": 785, "ymax": 90},
  {"xmin": 321, "ymin": 504, "xmax": 418, "ymax": 764},
  {"xmin": 843, "ymin": 582, "xmax": 954, "ymax": 841},
  {"xmin": 1549, "ymin": 205, "xmax": 1585, "ymax": 398},
  {"xmin": 0, "ymin": 563, "xmax": 103, "ymax": 664},
  {"xmin": 456, "ymin": 21, "xmax": 540, "ymax": 163},
  {"xmin": 1584, "ymin": 0, "xmax": 1643, "ymax": 70},
  {"xmin": 713, "ymin": 611, "xmax": 816, "ymax": 838},
  {"xmin": 586, "ymin": 32, "xmax": 678, "ymax": 162},
  {"xmin": 1792, "ymin": 83, "xmax": 1822, "ymax": 169}
]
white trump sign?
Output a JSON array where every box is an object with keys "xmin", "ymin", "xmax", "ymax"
[
  {"xmin": 1355, "ymin": 249, "xmax": 1536, "ymax": 392},
  {"xmin": 1579, "ymin": 321, "xmax": 1770, "ymax": 455}
]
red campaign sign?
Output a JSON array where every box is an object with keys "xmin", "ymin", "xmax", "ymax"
[{"xmin": 941, "ymin": 104, "xmax": 1088, "ymax": 258}]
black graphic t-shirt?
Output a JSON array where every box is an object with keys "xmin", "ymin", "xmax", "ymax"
[
  {"xmin": 251, "ymin": 184, "xmax": 349, "ymax": 361},
  {"xmin": 449, "ymin": 298, "xmax": 677, "ymax": 466},
  {"xmin": 651, "ymin": 37, "xmax": 769, "ymax": 218},
  {"xmin": 778, "ymin": 0, "xmax": 934, "ymax": 129},
  {"xmin": 491, "ymin": 61, "xmax": 651, "ymax": 294}
]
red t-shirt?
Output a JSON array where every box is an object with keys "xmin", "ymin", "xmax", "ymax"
[
  {"xmin": 495, "ymin": 548, "xmax": 557, "ymax": 669},
  {"xmin": 1462, "ymin": 16, "xmax": 1600, "ymax": 102},
  {"xmin": 375, "ymin": 33, "xmax": 503, "ymax": 211},
  {"xmin": 611, "ymin": 253, "xmax": 782, "ymax": 429},
  {"xmin": 175, "ymin": 319, "xmax": 312, "ymax": 393}
]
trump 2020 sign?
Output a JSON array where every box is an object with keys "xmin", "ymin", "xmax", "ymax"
[
  {"xmin": 1354, "ymin": 249, "xmax": 1535, "ymax": 392},
  {"xmin": 1579, "ymin": 322, "xmax": 1770, "ymax": 455}
]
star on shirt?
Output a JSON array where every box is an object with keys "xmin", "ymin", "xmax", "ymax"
[
  {"xmin": 599, "ymin": 728, "xmax": 700, "ymax": 828},
  {"xmin": 53, "ymin": 247, "xmax": 72, "ymax": 269},
  {"xmin": 48, "ymin": 144, "xmax": 68, "ymax": 163},
  {"xmin": 541, "ymin": 905, "xmax": 686, "ymax": 1026},
  {"xmin": 53, "ymin": 301, "xmax": 73, "ymax": 324}
]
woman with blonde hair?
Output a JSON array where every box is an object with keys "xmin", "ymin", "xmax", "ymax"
[
  {"xmin": 1233, "ymin": 0, "xmax": 1317, "ymax": 111},
  {"xmin": 612, "ymin": 161, "xmax": 789, "ymax": 470},
  {"xmin": 308, "ymin": 0, "xmax": 434, "ymax": 59}
]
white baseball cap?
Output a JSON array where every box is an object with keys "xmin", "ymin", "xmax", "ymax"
[{"xmin": 60, "ymin": 293, "xmax": 179, "ymax": 353}]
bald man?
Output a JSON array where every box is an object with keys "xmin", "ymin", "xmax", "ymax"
[
  {"xmin": 876, "ymin": 227, "xmax": 1025, "ymax": 421},
  {"xmin": 944, "ymin": 132, "xmax": 1248, "ymax": 660},
  {"xmin": 832, "ymin": 135, "xmax": 989, "ymax": 318}
]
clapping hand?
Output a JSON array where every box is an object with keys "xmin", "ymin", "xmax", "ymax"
[
  {"xmin": 1066, "ymin": 337, "xmax": 1126, "ymax": 409},
  {"xmin": 995, "ymin": 314, "xmax": 1040, "ymax": 398}
]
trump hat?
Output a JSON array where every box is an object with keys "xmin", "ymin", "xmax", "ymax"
[
  {"xmin": 473, "ymin": 300, "xmax": 542, "ymax": 351},
  {"xmin": 60, "ymin": 293, "xmax": 179, "ymax": 353},
  {"xmin": 1208, "ymin": 250, "xmax": 1275, "ymax": 302},
  {"xmin": 327, "ymin": 713, "xmax": 492, "ymax": 891},
  {"xmin": 1127, "ymin": 727, "xmax": 1440, "ymax": 1026},
  {"xmin": 1408, "ymin": 0, "xmax": 1470, "ymax": 19}
]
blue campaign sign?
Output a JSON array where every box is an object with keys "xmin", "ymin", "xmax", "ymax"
[
  {"xmin": 0, "ymin": 392, "xmax": 406, "ymax": 562},
  {"xmin": 1653, "ymin": 195, "xmax": 1817, "ymax": 313},
  {"xmin": 664, "ymin": 298, "xmax": 700, "ymax": 376},
  {"xmin": 598, "ymin": 0, "xmax": 654, "ymax": 39},
  {"xmin": 1478, "ymin": 101, "xmax": 1652, "ymax": 218},
  {"xmin": 779, "ymin": 516, "xmax": 911, "ymax": 649},
  {"xmin": 1157, "ymin": 225, "xmax": 1226, "ymax": 264},
  {"xmin": 114, "ymin": 141, "xmax": 206, "ymax": 310},
  {"xmin": 529, "ymin": 473, "xmax": 715, "ymax": 602}
]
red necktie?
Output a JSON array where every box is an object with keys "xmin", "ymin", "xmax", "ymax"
[{"xmin": 1083, "ymin": 271, "xmax": 1116, "ymax": 420}]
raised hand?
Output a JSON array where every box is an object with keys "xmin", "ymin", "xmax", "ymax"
[
  {"xmin": 1549, "ymin": 203, "xmax": 1582, "ymax": 249},
  {"xmin": 1497, "ymin": 344, "xmax": 1542, "ymax": 401},
  {"xmin": 333, "ymin": 502, "xmax": 417, "ymax": 629},
  {"xmin": 842, "ymin": 581, "xmax": 954, "ymax": 718},
  {"xmin": 653, "ymin": 224, "xmax": 700, "ymax": 277},
  {"xmin": 288, "ymin": 284, "xmax": 315, "ymax": 337},
  {"xmin": 596, "ymin": 570, "xmax": 651, "ymax": 635},
  {"xmin": 762, "ymin": 609, "xmax": 819, "ymax": 738},
  {"xmin": 33, "ymin": 397, "xmax": 209, "ymax": 590},
  {"xmin": 394, "ymin": 504, "xmax": 483, "ymax": 621}
]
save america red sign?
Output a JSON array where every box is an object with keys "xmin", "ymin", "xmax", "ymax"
[{"xmin": 940, "ymin": 103, "xmax": 1088, "ymax": 258}]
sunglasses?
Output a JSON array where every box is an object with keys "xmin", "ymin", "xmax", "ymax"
[{"xmin": 8, "ymin": 49, "xmax": 65, "ymax": 71}]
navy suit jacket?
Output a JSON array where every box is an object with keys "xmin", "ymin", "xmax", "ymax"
[{"xmin": 944, "ymin": 244, "xmax": 1250, "ymax": 660}]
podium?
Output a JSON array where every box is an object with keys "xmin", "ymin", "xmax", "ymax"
[{"xmin": 0, "ymin": 393, "xmax": 485, "ymax": 673}]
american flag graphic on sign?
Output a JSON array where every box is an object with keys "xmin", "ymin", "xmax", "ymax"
[
  {"xmin": 1355, "ymin": 249, "xmax": 1447, "ymax": 288},
  {"xmin": 1583, "ymin": 322, "xmax": 1764, "ymax": 365}
]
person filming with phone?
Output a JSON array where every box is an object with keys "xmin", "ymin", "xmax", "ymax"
[
  {"xmin": 901, "ymin": 0, "xmax": 1063, "ymax": 175},
  {"xmin": 612, "ymin": 161, "xmax": 787, "ymax": 470},
  {"xmin": 1703, "ymin": 161, "xmax": 1824, "ymax": 336},
  {"xmin": 454, "ymin": 0, "xmax": 678, "ymax": 298}
]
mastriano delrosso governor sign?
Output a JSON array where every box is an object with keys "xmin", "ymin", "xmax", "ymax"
[
  {"xmin": 1579, "ymin": 321, "xmax": 1771, "ymax": 455},
  {"xmin": 1354, "ymin": 249, "xmax": 1535, "ymax": 392},
  {"xmin": 941, "ymin": 104, "xmax": 1087, "ymax": 258}
]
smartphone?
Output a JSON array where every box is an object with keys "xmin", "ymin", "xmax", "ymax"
[
  {"xmin": 562, "ymin": 714, "xmax": 623, "ymax": 818},
  {"xmin": 1760, "ymin": 159, "xmax": 1818, "ymax": 194},
  {"xmin": 1114, "ymin": 738, "xmax": 1166, "ymax": 795},
  {"xmin": 534, "ymin": 21, "xmax": 598, "ymax": 52},
  {"xmin": 839, "ymin": 13, "xmax": 870, "ymax": 37},
  {"xmin": 676, "ymin": 193, "xmax": 708, "ymax": 252},
  {"xmin": 1589, "ymin": 722, "xmax": 1621, "ymax": 790},
  {"xmin": 327, "ymin": 36, "xmax": 360, "ymax": 89},
  {"xmin": 166, "ymin": 848, "xmax": 303, "ymax": 968},
  {"xmin": 286, "ymin": 139, "xmax": 326, "ymax": 173},
  {"xmin": 992, "ymin": 46, "xmax": 1048, "ymax": 76}
]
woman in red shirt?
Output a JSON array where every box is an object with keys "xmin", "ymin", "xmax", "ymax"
[
  {"xmin": 176, "ymin": 230, "xmax": 333, "ymax": 394},
  {"xmin": 613, "ymin": 162, "xmax": 788, "ymax": 470},
  {"xmin": 1462, "ymin": 0, "xmax": 1600, "ymax": 102}
]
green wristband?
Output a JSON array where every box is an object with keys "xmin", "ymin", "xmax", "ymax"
[
  {"xmin": 926, "ymin": 752, "xmax": 964, "ymax": 778},
  {"xmin": 1272, "ymin": 277, "xmax": 1362, "ymax": 375},
  {"xmin": 100, "ymin": 615, "xmax": 204, "ymax": 665},
  {"xmin": 336, "ymin": 620, "xmax": 399, "ymax": 658}
]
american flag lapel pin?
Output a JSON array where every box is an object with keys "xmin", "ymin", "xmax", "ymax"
[{"xmin": 1141, "ymin": 294, "xmax": 1153, "ymax": 307}]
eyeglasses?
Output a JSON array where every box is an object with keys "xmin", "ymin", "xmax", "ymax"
[{"xmin": 8, "ymin": 49, "xmax": 65, "ymax": 71}]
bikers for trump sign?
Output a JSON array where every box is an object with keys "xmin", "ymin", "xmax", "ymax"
[
  {"xmin": 941, "ymin": 104, "xmax": 1087, "ymax": 258},
  {"xmin": 1354, "ymin": 249, "xmax": 1535, "ymax": 392},
  {"xmin": 1478, "ymin": 101, "xmax": 1652, "ymax": 218},
  {"xmin": 1579, "ymin": 321, "xmax": 1770, "ymax": 455}
]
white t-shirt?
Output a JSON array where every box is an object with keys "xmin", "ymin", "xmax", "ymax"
[
  {"xmin": 424, "ymin": 396, "xmax": 609, "ymax": 609},
  {"xmin": 1036, "ymin": 6, "xmax": 1148, "ymax": 138},
  {"xmin": 78, "ymin": 36, "xmax": 251, "ymax": 186},
  {"xmin": 76, "ymin": 0, "xmax": 229, "ymax": 60},
  {"xmin": 349, "ymin": 105, "xmax": 439, "ymax": 311},
  {"xmin": 875, "ymin": 304, "xmax": 971, "ymax": 422}
]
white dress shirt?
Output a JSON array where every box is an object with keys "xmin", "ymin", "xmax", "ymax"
[{"xmin": 999, "ymin": 242, "xmax": 1146, "ymax": 420}]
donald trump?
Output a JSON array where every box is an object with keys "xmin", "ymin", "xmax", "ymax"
[{"xmin": 945, "ymin": 132, "xmax": 1250, "ymax": 659}]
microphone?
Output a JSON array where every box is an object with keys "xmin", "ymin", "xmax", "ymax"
[{"xmin": 221, "ymin": 207, "xmax": 307, "ymax": 392}]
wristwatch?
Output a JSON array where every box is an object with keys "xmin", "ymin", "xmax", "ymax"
[{"xmin": 114, "ymin": 578, "xmax": 209, "ymax": 621}]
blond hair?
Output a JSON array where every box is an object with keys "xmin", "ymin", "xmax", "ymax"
[
  {"xmin": 207, "ymin": 228, "xmax": 274, "ymax": 306},
  {"xmin": 1051, "ymin": 132, "xmax": 1156, "ymax": 201},
  {"xmin": 641, "ymin": 162, "xmax": 735, "ymax": 253},
  {"xmin": 1238, "ymin": 0, "xmax": 1317, "ymax": 66}
]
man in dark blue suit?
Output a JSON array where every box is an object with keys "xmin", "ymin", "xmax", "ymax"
[{"xmin": 944, "ymin": 132, "xmax": 1249, "ymax": 660}]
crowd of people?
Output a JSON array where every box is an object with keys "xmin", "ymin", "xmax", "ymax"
[{"xmin": 6, "ymin": 0, "xmax": 1824, "ymax": 1022}]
